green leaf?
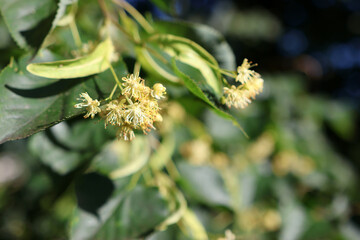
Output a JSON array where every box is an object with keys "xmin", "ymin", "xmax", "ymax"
[
  {"xmin": 325, "ymin": 101, "xmax": 356, "ymax": 140},
  {"xmin": 135, "ymin": 45, "xmax": 180, "ymax": 83},
  {"xmin": 0, "ymin": 0, "xmax": 57, "ymax": 50},
  {"xmin": 28, "ymin": 120, "xmax": 115, "ymax": 175},
  {"xmin": 138, "ymin": 35, "xmax": 223, "ymax": 96},
  {"xmin": 91, "ymin": 136, "xmax": 151, "ymax": 178},
  {"xmin": 0, "ymin": 51, "xmax": 127, "ymax": 144},
  {"xmin": 29, "ymin": 131, "xmax": 88, "ymax": 175},
  {"xmin": 172, "ymin": 59, "xmax": 247, "ymax": 136},
  {"xmin": 70, "ymin": 174, "xmax": 127, "ymax": 240},
  {"xmin": 145, "ymin": 225, "xmax": 179, "ymax": 240},
  {"xmin": 70, "ymin": 180, "xmax": 170, "ymax": 240},
  {"xmin": 177, "ymin": 161, "xmax": 232, "ymax": 208},
  {"xmin": 164, "ymin": 40, "xmax": 222, "ymax": 96},
  {"xmin": 75, "ymin": 173, "xmax": 115, "ymax": 217},
  {"xmin": 150, "ymin": 0, "xmax": 177, "ymax": 16},
  {"xmin": 138, "ymin": 19, "xmax": 236, "ymax": 93},
  {"xmin": 48, "ymin": 120, "xmax": 116, "ymax": 152},
  {"xmin": 26, "ymin": 37, "xmax": 115, "ymax": 79},
  {"xmin": 97, "ymin": 186, "xmax": 170, "ymax": 239},
  {"xmin": 154, "ymin": 20, "xmax": 236, "ymax": 70}
]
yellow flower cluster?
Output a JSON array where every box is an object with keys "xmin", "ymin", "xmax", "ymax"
[
  {"xmin": 239, "ymin": 207, "xmax": 282, "ymax": 232},
  {"xmin": 272, "ymin": 151, "xmax": 315, "ymax": 177},
  {"xmin": 74, "ymin": 93, "xmax": 101, "ymax": 119},
  {"xmin": 223, "ymin": 59, "xmax": 264, "ymax": 109},
  {"xmin": 74, "ymin": 74, "xmax": 166, "ymax": 141}
]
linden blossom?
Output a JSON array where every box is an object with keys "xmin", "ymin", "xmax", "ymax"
[
  {"xmin": 74, "ymin": 73, "xmax": 166, "ymax": 141},
  {"xmin": 222, "ymin": 58, "xmax": 264, "ymax": 109},
  {"xmin": 74, "ymin": 92, "xmax": 101, "ymax": 118}
]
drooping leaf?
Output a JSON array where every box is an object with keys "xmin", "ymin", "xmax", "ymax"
[
  {"xmin": 0, "ymin": 51, "xmax": 127, "ymax": 144},
  {"xmin": 26, "ymin": 37, "xmax": 115, "ymax": 79},
  {"xmin": 0, "ymin": 0, "xmax": 69, "ymax": 51}
]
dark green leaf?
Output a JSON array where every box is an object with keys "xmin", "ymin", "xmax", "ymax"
[
  {"xmin": 0, "ymin": 0, "xmax": 57, "ymax": 50},
  {"xmin": 75, "ymin": 172, "xmax": 115, "ymax": 217},
  {"xmin": 97, "ymin": 186, "xmax": 170, "ymax": 239},
  {"xmin": 0, "ymin": 51, "xmax": 127, "ymax": 144},
  {"xmin": 70, "ymin": 176, "xmax": 130, "ymax": 240}
]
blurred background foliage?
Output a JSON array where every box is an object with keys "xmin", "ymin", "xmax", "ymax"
[{"xmin": 0, "ymin": 0, "xmax": 360, "ymax": 239}]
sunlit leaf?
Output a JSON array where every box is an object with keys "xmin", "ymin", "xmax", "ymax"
[{"xmin": 26, "ymin": 37, "xmax": 114, "ymax": 79}]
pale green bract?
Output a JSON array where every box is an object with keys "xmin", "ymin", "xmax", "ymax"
[{"xmin": 26, "ymin": 37, "xmax": 114, "ymax": 79}]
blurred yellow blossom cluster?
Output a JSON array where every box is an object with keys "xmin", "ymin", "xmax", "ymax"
[
  {"xmin": 223, "ymin": 59, "xmax": 264, "ymax": 109},
  {"xmin": 74, "ymin": 73, "xmax": 166, "ymax": 141},
  {"xmin": 238, "ymin": 207, "xmax": 282, "ymax": 233},
  {"xmin": 272, "ymin": 151, "xmax": 316, "ymax": 177}
]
